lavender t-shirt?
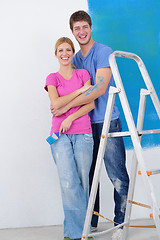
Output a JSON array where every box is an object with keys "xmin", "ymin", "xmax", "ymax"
[{"xmin": 44, "ymin": 68, "xmax": 92, "ymax": 135}]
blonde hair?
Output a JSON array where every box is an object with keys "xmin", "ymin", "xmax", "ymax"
[{"xmin": 55, "ymin": 37, "xmax": 75, "ymax": 55}]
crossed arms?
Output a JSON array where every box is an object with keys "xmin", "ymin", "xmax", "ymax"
[
  {"xmin": 47, "ymin": 78, "xmax": 95, "ymax": 134},
  {"xmin": 51, "ymin": 67, "xmax": 112, "ymax": 117}
]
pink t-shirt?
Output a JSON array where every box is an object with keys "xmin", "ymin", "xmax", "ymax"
[{"xmin": 44, "ymin": 69, "xmax": 92, "ymax": 135}]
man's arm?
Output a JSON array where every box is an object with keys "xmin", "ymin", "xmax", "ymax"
[
  {"xmin": 47, "ymin": 81, "xmax": 91, "ymax": 110},
  {"xmin": 51, "ymin": 67, "xmax": 112, "ymax": 116}
]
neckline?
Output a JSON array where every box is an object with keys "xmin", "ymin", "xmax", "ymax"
[
  {"xmin": 57, "ymin": 69, "xmax": 75, "ymax": 81},
  {"xmin": 80, "ymin": 42, "xmax": 96, "ymax": 59}
]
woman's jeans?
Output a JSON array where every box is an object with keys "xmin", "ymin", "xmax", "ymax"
[
  {"xmin": 51, "ymin": 133, "xmax": 93, "ymax": 239},
  {"xmin": 90, "ymin": 118, "xmax": 129, "ymax": 227}
]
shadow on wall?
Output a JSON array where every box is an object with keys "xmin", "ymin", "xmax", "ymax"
[{"xmin": 87, "ymin": 0, "xmax": 160, "ymax": 149}]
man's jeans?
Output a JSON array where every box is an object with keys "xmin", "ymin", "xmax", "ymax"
[
  {"xmin": 90, "ymin": 118, "xmax": 129, "ymax": 227},
  {"xmin": 51, "ymin": 133, "xmax": 93, "ymax": 239}
]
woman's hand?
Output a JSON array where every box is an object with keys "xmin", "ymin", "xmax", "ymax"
[
  {"xmin": 50, "ymin": 104, "xmax": 69, "ymax": 116},
  {"xmin": 59, "ymin": 116, "xmax": 73, "ymax": 135}
]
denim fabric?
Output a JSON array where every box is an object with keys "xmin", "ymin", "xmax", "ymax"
[
  {"xmin": 51, "ymin": 134, "xmax": 93, "ymax": 239},
  {"xmin": 90, "ymin": 118, "xmax": 129, "ymax": 226}
]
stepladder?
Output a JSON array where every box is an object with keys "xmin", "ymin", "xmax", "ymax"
[{"xmin": 81, "ymin": 51, "xmax": 160, "ymax": 240}]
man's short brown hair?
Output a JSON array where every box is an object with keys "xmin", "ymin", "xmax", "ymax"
[{"xmin": 69, "ymin": 10, "xmax": 92, "ymax": 30}]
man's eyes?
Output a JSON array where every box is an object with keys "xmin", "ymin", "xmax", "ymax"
[{"xmin": 74, "ymin": 26, "xmax": 88, "ymax": 31}]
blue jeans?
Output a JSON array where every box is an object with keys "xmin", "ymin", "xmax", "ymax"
[
  {"xmin": 90, "ymin": 118, "xmax": 129, "ymax": 226},
  {"xmin": 51, "ymin": 134, "xmax": 93, "ymax": 239}
]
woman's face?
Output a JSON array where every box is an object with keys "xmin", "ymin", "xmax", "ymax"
[{"xmin": 56, "ymin": 42, "xmax": 74, "ymax": 66}]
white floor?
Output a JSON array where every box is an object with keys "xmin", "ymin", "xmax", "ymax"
[{"xmin": 0, "ymin": 219, "xmax": 159, "ymax": 240}]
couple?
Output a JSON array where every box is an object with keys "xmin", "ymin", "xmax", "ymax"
[{"xmin": 44, "ymin": 10, "xmax": 129, "ymax": 240}]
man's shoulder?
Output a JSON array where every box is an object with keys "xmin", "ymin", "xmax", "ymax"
[
  {"xmin": 73, "ymin": 50, "xmax": 81, "ymax": 63},
  {"xmin": 94, "ymin": 42, "xmax": 113, "ymax": 53},
  {"xmin": 74, "ymin": 49, "xmax": 81, "ymax": 57}
]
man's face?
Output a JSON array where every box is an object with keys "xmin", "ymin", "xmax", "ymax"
[{"xmin": 72, "ymin": 21, "xmax": 92, "ymax": 46}]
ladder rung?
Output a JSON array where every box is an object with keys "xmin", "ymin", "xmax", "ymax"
[
  {"xmin": 129, "ymin": 200, "xmax": 151, "ymax": 209},
  {"xmin": 108, "ymin": 129, "xmax": 160, "ymax": 138},
  {"xmin": 139, "ymin": 129, "xmax": 160, "ymax": 136},
  {"xmin": 129, "ymin": 200, "xmax": 160, "ymax": 212},
  {"xmin": 150, "ymin": 213, "xmax": 160, "ymax": 219},
  {"xmin": 108, "ymin": 131, "xmax": 130, "ymax": 137},
  {"xmin": 138, "ymin": 170, "xmax": 160, "ymax": 176}
]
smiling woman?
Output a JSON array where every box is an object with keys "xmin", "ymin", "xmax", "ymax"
[
  {"xmin": 44, "ymin": 37, "xmax": 94, "ymax": 239},
  {"xmin": 0, "ymin": 0, "xmax": 90, "ymax": 230},
  {"xmin": 55, "ymin": 37, "xmax": 75, "ymax": 79}
]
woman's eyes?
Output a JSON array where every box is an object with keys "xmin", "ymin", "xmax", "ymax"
[{"xmin": 58, "ymin": 49, "xmax": 71, "ymax": 52}]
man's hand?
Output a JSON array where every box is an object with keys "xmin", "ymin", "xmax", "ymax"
[{"xmin": 50, "ymin": 104, "xmax": 69, "ymax": 116}]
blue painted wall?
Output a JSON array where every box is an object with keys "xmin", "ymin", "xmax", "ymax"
[{"xmin": 87, "ymin": 0, "xmax": 160, "ymax": 149}]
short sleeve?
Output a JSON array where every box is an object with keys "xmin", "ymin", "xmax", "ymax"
[
  {"xmin": 81, "ymin": 69, "xmax": 91, "ymax": 85},
  {"xmin": 96, "ymin": 45, "xmax": 113, "ymax": 69},
  {"xmin": 44, "ymin": 73, "xmax": 57, "ymax": 92}
]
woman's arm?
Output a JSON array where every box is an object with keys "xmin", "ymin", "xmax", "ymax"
[
  {"xmin": 47, "ymin": 79, "xmax": 92, "ymax": 110},
  {"xmin": 59, "ymin": 101, "xmax": 95, "ymax": 135},
  {"xmin": 51, "ymin": 67, "xmax": 112, "ymax": 116}
]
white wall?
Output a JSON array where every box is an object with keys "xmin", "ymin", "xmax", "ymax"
[
  {"xmin": 0, "ymin": 0, "xmax": 160, "ymax": 230},
  {"xmin": 0, "ymin": 0, "xmax": 88, "ymax": 229}
]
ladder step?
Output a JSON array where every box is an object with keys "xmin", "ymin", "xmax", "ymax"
[
  {"xmin": 138, "ymin": 170, "xmax": 160, "ymax": 176},
  {"xmin": 150, "ymin": 214, "xmax": 160, "ymax": 219},
  {"xmin": 108, "ymin": 129, "xmax": 160, "ymax": 138},
  {"xmin": 129, "ymin": 200, "xmax": 160, "ymax": 211}
]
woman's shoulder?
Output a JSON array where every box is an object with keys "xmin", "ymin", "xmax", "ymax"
[
  {"xmin": 44, "ymin": 73, "xmax": 58, "ymax": 91},
  {"xmin": 46, "ymin": 72, "xmax": 57, "ymax": 79},
  {"xmin": 74, "ymin": 68, "xmax": 89, "ymax": 75},
  {"xmin": 45, "ymin": 72, "xmax": 60, "ymax": 87}
]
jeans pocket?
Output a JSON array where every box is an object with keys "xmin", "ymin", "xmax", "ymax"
[
  {"xmin": 84, "ymin": 133, "xmax": 93, "ymax": 143},
  {"xmin": 110, "ymin": 118, "xmax": 122, "ymax": 132}
]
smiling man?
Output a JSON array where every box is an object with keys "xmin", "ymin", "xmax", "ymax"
[{"xmin": 69, "ymin": 10, "xmax": 129, "ymax": 240}]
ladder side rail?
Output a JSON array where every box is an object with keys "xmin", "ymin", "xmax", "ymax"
[
  {"xmin": 137, "ymin": 62, "xmax": 160, "ymax": 119},
  {"xmin": 112, "ymin": 50, "xmax": 140, "ymax": 60},
  {"xmin": 81, "ymin": 87, "xmax": 120, "ymax": 240},
  {"xmin": 117, "ymin": 87, "xmax": 160, "ymax": 238},
  {"xmin": 109, "ymin": 54, "xmax": 160, "ymax": 238},
  {"xmin": 122, "ymin": 89, "xmax": 148, "ymax": 240},
  {"xmin": 111, "ymin": 51, "xmax": 160, "ymax": 119}
]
